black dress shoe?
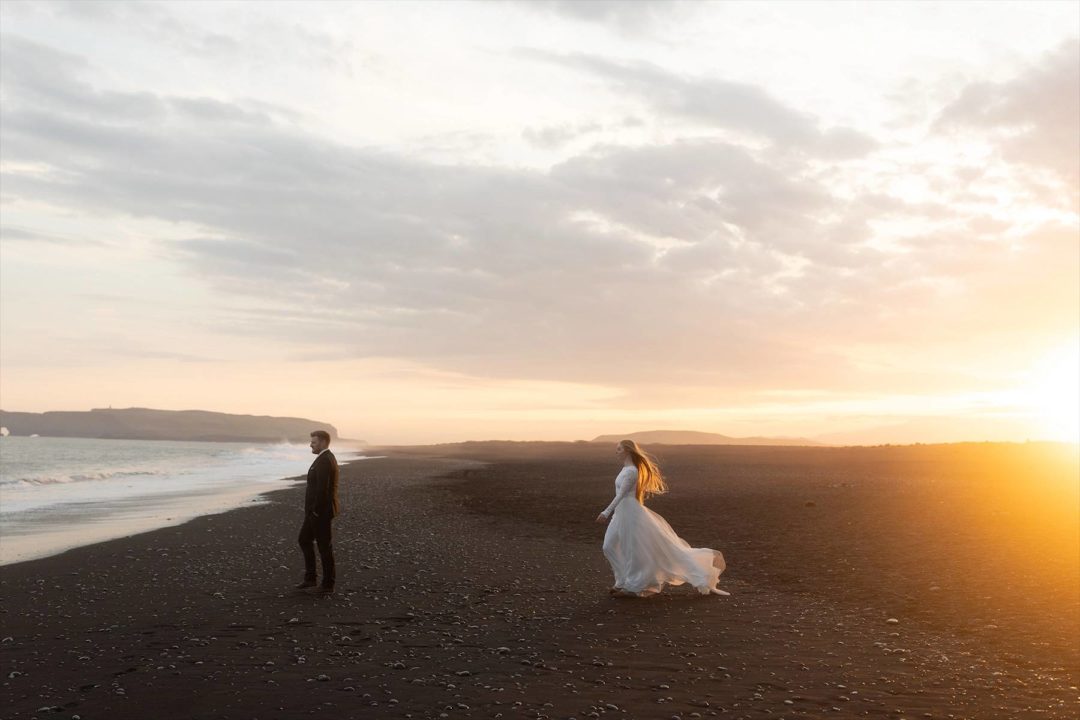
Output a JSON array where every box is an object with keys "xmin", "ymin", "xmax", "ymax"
[{"xmin": 295, "ymin": 580, "xmax": 317, "ymax": 589}]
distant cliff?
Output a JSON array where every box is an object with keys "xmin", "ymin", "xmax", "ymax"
[
  {"xmin": 592, "ymin": 429, "xmax": 825, "ymax": 446},
  {"xmin": 0, "ymin": 408, "xmax": 338, "ymax": 443}
]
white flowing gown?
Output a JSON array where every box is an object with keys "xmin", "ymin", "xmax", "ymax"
[{"xmin": 600, "ymin": 466, "xmax": 728, "ymax": 596}]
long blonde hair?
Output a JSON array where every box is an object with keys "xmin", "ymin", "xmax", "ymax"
[{"xmin": 619, "ymin": 439, "xmax": 667, "ymax": 503}]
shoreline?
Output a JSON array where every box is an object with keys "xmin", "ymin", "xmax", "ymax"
[
  {"xmin": 1, "ymin": 443, "xmax": 1076, "ymax": 719},
  {"xmin": 0, "ymin": 476, "xmax": 304, "ymax": 567},
  {"xmin": 0, "ymin": 448, "xmax": 371, "ymax": 567}
]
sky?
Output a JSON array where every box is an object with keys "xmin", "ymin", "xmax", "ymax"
[{"xmin": 0, "ymin": 0, "xmax": 1077, "ymax": 445}]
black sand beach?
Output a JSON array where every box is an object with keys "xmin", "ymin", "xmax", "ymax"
[{"xmin": 1, "ymin": 442, "xmax": 1077, "ymax": 719}]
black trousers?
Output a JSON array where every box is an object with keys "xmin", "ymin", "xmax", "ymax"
[{"xmin": 298, "ymin": 514, "xmax": 335, "ymax": 586}]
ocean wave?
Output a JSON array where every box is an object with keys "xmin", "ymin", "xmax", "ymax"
[
  {"xmin": 0, "ymin": 440, "xmax": 326, "ymax": 504},
  {"xmin": 3, "ymin": 469, "xmax": 169, "ymax": 487}
]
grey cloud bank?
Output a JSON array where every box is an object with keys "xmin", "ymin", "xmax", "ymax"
[
  {"xmin": 521, "ymin": 50, "xmax": 881, "ymax": 159},
  {"xmin": 936, "ymin": 37, "xmax": 1080, "ymax": 191}
]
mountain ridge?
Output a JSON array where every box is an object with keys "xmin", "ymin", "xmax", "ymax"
[
  {"xmin": 0, "ymin": 407, "xmax": 338, "ymax": 444},
  {"xmin": 591, "ymin": 429, "xmax": 826, "ymax": 446}
]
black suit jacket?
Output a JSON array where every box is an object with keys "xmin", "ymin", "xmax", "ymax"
[{"xmin": 305, "ymin": 450, "xmax": 339, "ymax": 519}]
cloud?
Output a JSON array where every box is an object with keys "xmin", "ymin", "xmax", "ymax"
[
  {"xmin": 5, "ymin": 0, "xmax": 358, "ymax": 77},
  {"xmin": 0, "ymin": 31, "xmax": 1073, "ymax": 405},
  {"xmin": 522, "ymin": 122, "xmax": 603, "ymax": 149},
  {"xmin": 518, "ymin": 0, "xmax": 692, "ymax": 30},
  {"xmin": 520, "ymin": 50, "xmax": 881, "ymax": 158},
  {"xmin": 0, "ymin": 224, "xmax": 104, "ymax": 245},
  {"xmin": 936, "ymin": 38, "xmax": 1080, "ymax": 192}
]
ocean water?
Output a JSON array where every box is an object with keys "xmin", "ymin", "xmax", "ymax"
[{"xmin": 0, "ymin": 436, "xmax": 365, "ymax": 565}]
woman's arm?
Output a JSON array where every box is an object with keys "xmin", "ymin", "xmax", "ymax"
[{"xmin": 598, "ymin": 468, "xmax": 636, "ymax": 520}]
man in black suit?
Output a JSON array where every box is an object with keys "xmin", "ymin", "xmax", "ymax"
[{"xmin": 296, "ymin": 430, "xmax": 339, "ymax": 593}]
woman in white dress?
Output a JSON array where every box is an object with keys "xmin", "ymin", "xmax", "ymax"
[{"xmin": 595, "ymin": 440, "xmax": 729, "ymax": 597}]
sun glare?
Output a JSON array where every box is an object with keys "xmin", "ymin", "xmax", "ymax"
[{"xmin": 1021, "ymin": 341, "xmax": 1080, "ymax": 443}]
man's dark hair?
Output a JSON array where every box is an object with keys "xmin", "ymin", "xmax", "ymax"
[{"xmin": 310, "ymin": 430, "xmax": 331, "ymax": 443}]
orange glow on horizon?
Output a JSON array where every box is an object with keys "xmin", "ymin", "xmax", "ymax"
[{"xmin": 1020, "ymin": 341, "xmax": 1080, "ymax": 444}]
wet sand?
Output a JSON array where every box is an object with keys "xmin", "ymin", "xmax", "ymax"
[{"xmin": 1, "ymin": 442, "xmax": 1077, "ymax": 719}]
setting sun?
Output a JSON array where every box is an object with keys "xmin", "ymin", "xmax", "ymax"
[{"xmin": 1019, "ymin": 341, "xmax": 1080, "ymax": 443}]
